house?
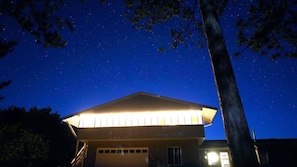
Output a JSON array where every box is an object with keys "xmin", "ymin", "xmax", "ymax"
[
  {"xmin": 63, "ymin": 92, "xmax": 297, "ymax": 167},
  {"xmin": 63, "ymin": 92, "xmax": 222, "ymax": 167}
]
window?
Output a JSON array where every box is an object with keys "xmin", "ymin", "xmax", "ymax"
[
  {"xmin": 220, "ymin": 152, "xmax": 230, "ymax": 167},
  {"xmin": 79, "ymin": 110, "xmax": 203, "ymax": 128},
  {"xmin": 168, "ymin": 147, "xmax": 182, "ymax": 165}
]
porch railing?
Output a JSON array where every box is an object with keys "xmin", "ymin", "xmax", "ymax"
[{"xmin": 71, "ymin": 143, "xmax": 88, "ymax": 167}]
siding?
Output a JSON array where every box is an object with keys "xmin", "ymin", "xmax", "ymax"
[{"xmin": 77, "ymin": 125, "xmax": 205, "ymax": 141}]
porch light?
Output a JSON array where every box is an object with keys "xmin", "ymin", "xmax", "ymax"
[{"xmin": 207, "ymin": 152, "xmax": 219, "ymax": 165}]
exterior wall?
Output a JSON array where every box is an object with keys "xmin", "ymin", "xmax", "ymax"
[
  {"xmin": 84, "ymin": 139, "xmax": 201, "ymax": 167},
  {"xmin": 77, "ymin": 125, "xmax": 205, "ymax": 141}
]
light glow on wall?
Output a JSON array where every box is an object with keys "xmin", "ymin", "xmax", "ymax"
[
  {"xmin": 205, "ymin": 151, "xmax": 230, "ymax": 167},
  {"xmin": 207, "ymin": 152, "xmax": 219, "ymax": 165},
  {"xmin": 78, "ymin": 110, "xmax": 203, "ymax": 128}
]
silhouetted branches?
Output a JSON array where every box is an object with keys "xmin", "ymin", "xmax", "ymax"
[{"xmin": 236, "ymin": 0, "xmax": 297, "ymax": 59}]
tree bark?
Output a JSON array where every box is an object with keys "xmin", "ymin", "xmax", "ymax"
[{"xmin": 198, "ymin": 0, "xmax": 259, "ymax": 166}]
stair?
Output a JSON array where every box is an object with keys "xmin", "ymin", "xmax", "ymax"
[{"xmin": 71, "ymin": 143, "xmax": 88, "ymax": 167}]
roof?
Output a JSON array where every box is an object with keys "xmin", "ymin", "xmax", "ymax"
[{"xmin": 63, "ymin": 92, "xmax": 218, "ymax": 125}]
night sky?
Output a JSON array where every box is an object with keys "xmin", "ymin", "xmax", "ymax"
[{"xmin": 0, "ymin": 0, "xmax": 296, "ymax": 140}]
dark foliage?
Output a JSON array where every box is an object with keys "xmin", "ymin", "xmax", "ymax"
[
  {"xmin": 0, "ymin": 124, "xmax": 49, "ymax": 167},
  {"xmin": 0, "ymin": 0, "xmax": 75, "ymax": 49},
  {"xmin": 0, "ymin": 80, "xmax": 11, "ymax": 101},
  {"xmin": 0, "ymin": 106, "xmax": 76, "ymax": 167},
  {"xmin": 0, "ymin": 0, "xmax": 75, "ymax": 100},
  {"xmin": 0, "ymin": 39, "xmax": 18, "ymax": 58},
  {"xmin": 236, "ymin": 0, "xmax": 297, "ymax": 59},
  {"xmin": 124, "ymin": 0, "xmax": 229, "ymax": 52},
  {"xmin": 124, "ymin": 0, "xmax": 205, "ymax": 51}
]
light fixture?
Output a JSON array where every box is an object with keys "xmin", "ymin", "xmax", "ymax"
[{"xmin": 207, "ymin": 152, "xmax": 219, "ymax": 165}]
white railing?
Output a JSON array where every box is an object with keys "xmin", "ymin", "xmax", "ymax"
[{"xmin": 71, "ymin": 143, "xmax": 88, "ymax": 167}]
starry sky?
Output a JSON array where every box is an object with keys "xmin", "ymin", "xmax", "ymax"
[{"xmin": 0, "ymin": 0, "xmax": 296, "ymax": 140}]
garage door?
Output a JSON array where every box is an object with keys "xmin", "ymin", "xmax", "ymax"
[{"xmin": 95, "ymin": 147, "xmax": 148, "ymax": 167}]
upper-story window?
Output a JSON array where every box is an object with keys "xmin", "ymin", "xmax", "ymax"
[{"xmin": 78, "ymin": 110, "xmax": 203, "ymax": 128}]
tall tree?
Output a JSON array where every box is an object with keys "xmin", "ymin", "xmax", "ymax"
[
  {"xmin": 123, "ymin": 0, "xmax": 292, "ymax": 166},
  {"xmin": 198, "ymin": 1, "xmax": 258, "ymax": 166}
]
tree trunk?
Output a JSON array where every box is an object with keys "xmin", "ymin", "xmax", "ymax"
[{"xmin": 198, "ymin": 0, "xmax": 259, "ymax": 167}]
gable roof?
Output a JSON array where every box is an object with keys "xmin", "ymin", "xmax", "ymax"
[{"xmin": 63, "ymin": 92, "xmax": 218, "ymax": 125}]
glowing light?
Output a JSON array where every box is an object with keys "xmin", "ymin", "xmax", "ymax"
[
  {"xmin": 207, "ymin": 152, "xmax": 219, "ymax": 165},
  {"xmin": 77, "ymin": 110, "xmax": 203, "ymax": 128}
]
